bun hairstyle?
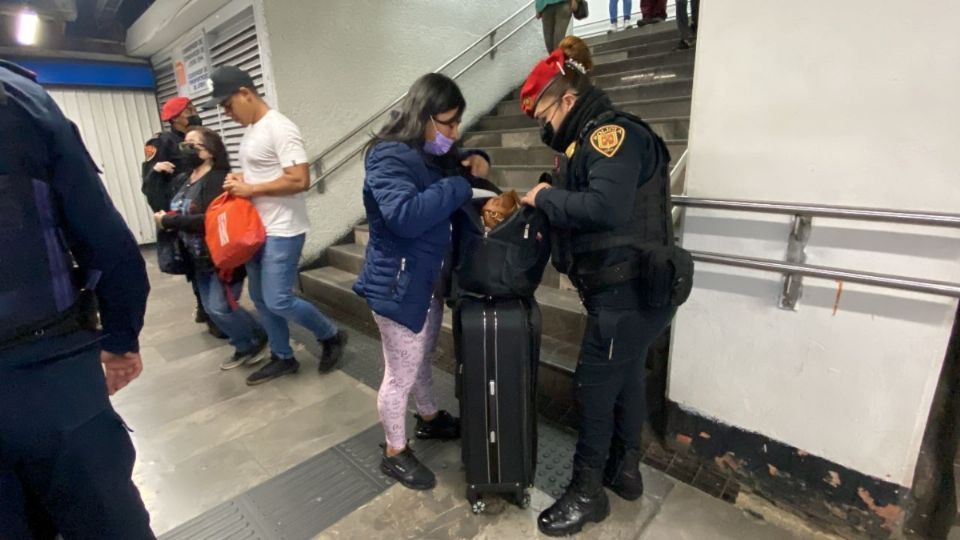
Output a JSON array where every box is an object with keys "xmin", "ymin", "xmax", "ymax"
[{"xmin": 547, "ymin": 36, "xmax": 594, "ymax": 99}]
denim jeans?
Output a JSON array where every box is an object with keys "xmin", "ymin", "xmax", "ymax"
[
  {"xmin": 610, "ymin": 0, "xmax": 632, "ymax": 22},
  {"xmin": 194, "ymin": 270, "xmax": 262, "ymax": 353},
  {"xmin": 246, "ymin": 234, "xmax": 337, "ymax": 359}
]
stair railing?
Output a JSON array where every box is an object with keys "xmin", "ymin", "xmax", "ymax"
[{"xmin": 308, "ymin": 1, "xmax": 537, "ymax": 192}]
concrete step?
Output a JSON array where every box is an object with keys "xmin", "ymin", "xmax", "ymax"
[
  {"xmin": 478, "ymin": 96, "xmax": 691, "ymax": 132},
  {"xmin": 496, "ymin": 78, "xmax": 693, "ymax": 115},
  {"xmin": 594, "ymin": 62, "xmax": 695, "ymax": 89},
  {"xmin": 590, "ymin": 37, "xmax": 687, "ymax": 65},
  {"xmin": 585, "ymin": 21, "xmax": 680, "ymax": 51},
  {"xmin": 479, "ymin": 141, "xmax": 687, "ymax": 167},
  {"xmin": 464, "ymin": 115, "xmax": 689, "ymax": 148},
  {"xmin": 591, "ymin": 49, "xmax": 695, "ymax": 77},
  {"xmin": 320, "ymin": 243, "xmax": 587, "ymax": 347}
]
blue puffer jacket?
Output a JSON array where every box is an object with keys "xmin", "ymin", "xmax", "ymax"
[{"xmin": 353, "ymin": 141, "xmax": 479, "ymax": 333}]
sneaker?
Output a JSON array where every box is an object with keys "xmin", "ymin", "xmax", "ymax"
[
  {"xmin": 622, "ymin": 18, "xmax": 631, "ymax": 30},
  {"xmin": 380, "ymin": 443, "xmax": 436, "ymax": 490},
  {"xmin": 318, "ymin": 330, "xmax": 348, "ymax": 374},
  {"xmin": 414, "ymin": 410, "xmax": 460, "ymax": 441},
  {"xmin": 675, "ymin": 39, "xmax": 692, "ymax": 50},
  {"xmin": 246, "ymin": 354, "xmax": 299, "ymax": 386},
  {"xmin": 220, "ymin": 336, "xmax": 268, "ymax": 370},
  {"xmin": 607, "ymin": 22, "xmax": 618, "ymax": 33},
  {"xmin": 194, "ymin": 307, "xmax": 208, "ymax": 323}
]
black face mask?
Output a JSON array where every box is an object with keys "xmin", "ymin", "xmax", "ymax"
[
  {"xmin": 186, "ymin": 115, "xmax": 202, "ymax": 127},
  {"xmin": 178, "ymin": 143, "xmax": 204, "ymax": 169}
]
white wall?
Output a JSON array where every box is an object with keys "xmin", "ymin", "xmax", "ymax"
[
  {"xmin": 259, "ymin": 0, "xmax": 544, "ymax": 261},
  {"xmin": 49, "ymin": 87, "xmax": 162, "ymax": 245},
  {"xmin": 670, "ymin": 0, "xmax": 960, "ymax": 487}
]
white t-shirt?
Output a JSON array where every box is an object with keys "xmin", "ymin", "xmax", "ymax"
[{"xmin": 239, "ymin": 109, "xmax": 310, "ymax": 237}]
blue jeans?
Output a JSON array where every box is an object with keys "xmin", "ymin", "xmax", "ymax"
[
  {"xmin": 195, "ymin": 270, "xmax": 263, "ymax": 353},
  {"xmin": 610, "ymin": 0, "xmax": 632, "ymax": 22},
  {"xmin": 246, "ymin": 234, "xmax": 337, "ymax": 359}
]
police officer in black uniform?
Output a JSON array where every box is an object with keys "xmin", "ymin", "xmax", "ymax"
[
  {"xmin": 142, "ymin": 96, "xmax": 225, "ymax": 338},
  {"xmin": 0, "ymin": 61, "xmax": 154, "ymax": 539},
  {"xmin": 519, "ymin": 37, "xmax": 692, "ymax": 536}
]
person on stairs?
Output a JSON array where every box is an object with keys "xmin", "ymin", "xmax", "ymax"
[
  {"xmin": 353, "ymin": 73, "xmax": 492, "ymax": 490},
  {"xmin": 536, "ymin": 0, "xmax": 574, "ymax": 52},
  {"xmin": 151, "ymin": 127, "xmax": 268, "ymax": 371},
  {"xmin": 637, "ymin": 0, "xmax": 667, "ymax": 26},
  {"xmin": 609, "ymin": 0, "xmax": 633, "ymax": 32},
  {"xmin": 519, "ymin": 36, "xmax": 680, "ymax": 536},
  {"xmin": 675, "ymin": 0, "xmax": 699, "ymax": 50},
  {"xmin": 205, "ymin": 65, "xmax": 347, "ymax": 386}
]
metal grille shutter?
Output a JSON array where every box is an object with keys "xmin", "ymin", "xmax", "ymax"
[{"xmin": 149, "ymin": 6, "xmax": 267, "ymax": 171}]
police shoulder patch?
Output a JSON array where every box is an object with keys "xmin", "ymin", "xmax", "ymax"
[
  {"xmin": 144, "ymin": 144, "xmax": 157, "ymax": 162},
  {"xmin": 589, "ymin": 124, "xmax": 625, "ymax": 158}
]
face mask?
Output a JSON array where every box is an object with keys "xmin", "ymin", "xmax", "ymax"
[
  {"xmin": 539, "ymin": 120, "xmax": 556, "ymax": 149},
  {"xmin": 423, "ymin": 118, "xmax": 456, "ymax": 156},
  {"xmin": 186, "ymin": 114, "xmax": 203, "ymax": 127},
  {"xmin": 179, "ymin": 143, "xmax": 204, "ymax": 168}
]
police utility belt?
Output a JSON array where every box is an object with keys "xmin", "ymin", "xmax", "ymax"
[
  {"xmin": 567, "ymin": 233, "xmax": 694, "ymax": 308},
  {"xmin": 0, "ymin": 289, "xmax": 99, "ymax": 353}
]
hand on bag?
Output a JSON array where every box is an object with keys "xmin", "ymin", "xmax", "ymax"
[
  {"xmin": 224, "ymin": 172, "xmax": 254, "ymax": 198},
  {"xmin": 153, "ymin": 161, "xmax": 175, "ymax": 174},
  {"xmin": 461, "ymin": 154, "xmax": 490, "ymax": 179},
  {"xmin": 153, "ymin": 211, "xmax": 166, "ymax": 227},
  {"xmin": 521, "ymin": 182, "xmax": 552, "ymax": 207},
  {"xmin": 101, "ymin": 351, "xmax": 144, "ymax": 395}
]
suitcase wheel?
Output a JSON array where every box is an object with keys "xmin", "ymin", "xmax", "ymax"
[
  {"xmin": 514, "ymin": 490, "xmax": 531, "ymax": 509},
  {"xmin": 470, "ymin": 499, "xmax": 487, "ymax": 515}
]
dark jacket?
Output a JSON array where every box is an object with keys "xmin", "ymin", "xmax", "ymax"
[
  {"xmin": 142, "ymin": 129, "xmax": 185, "ymax": 212},
  {"xmin": 353, "ymin": 141, "xmax": 476, "ymax": 333},
  {"xmin": 0, "ymin": 60, "xmax": 149, "ymax": 360},
  {"xmin": 535, "ymin": 87, "xmax": 672, "ymax": 282}
]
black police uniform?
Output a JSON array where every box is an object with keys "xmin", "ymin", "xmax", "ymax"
[
  {"xmin": 535, "ymin": 88, "xmax": 680, "ymax": 472},
  {"xmin": 0, "ymin": 61, "xmax": 154, "ymax": 539},
  {"xmin": 141, "ymin": 127, "xmax": 186, "ymax": 212}
]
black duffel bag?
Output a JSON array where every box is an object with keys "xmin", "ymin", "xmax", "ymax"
[{"xmin": 453, "ymin": 195, "xmax": 551, "ymax": 299}]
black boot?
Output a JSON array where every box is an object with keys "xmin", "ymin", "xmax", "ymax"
[
  {"xmin": 603, "ymin": 444, "xmax": 645, "ymax": 500},
  {"xmin": 537, "ymin": 466, "xmax": 610, "ymax": 536},
  {"xmin": 207, "ymin": 320, "xmax": 228, "ymax": 339},
  {"xmin": 380, "ymin": 443, "xmax": 436, "ymax": 490},
  {"xmin": 318, "ymin": 330, "xmax": 347, "ymax": 373},
  {"xmin": 414, "ymin": 410, "xmax": 460, "ymax": 441}
]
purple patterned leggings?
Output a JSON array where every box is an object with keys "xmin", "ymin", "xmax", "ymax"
[{"xmin": 373, "ymin": 297, "xmax": 443, "ymax": 450}]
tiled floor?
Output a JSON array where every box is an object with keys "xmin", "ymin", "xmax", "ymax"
[{"xmin": 116, "ymin": 249, "xmax": 830, "ymax": 539}]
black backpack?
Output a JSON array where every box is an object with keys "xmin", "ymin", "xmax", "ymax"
[{"xmin": 452, "ymin": 195, "xmax": 551, "ymax": 299}]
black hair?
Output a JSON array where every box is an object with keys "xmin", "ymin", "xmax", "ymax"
[
  {"xmin": 187, "ymin": 126, "xmax": 231, "ymax": 172},
  {"xmin": 365, "ymin": 73, "xmax": 466, "ymax": 157}
]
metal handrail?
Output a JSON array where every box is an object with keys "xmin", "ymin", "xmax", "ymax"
[
  {"xmin": 673, "ymin": 197, "xmax": 960, "ymax": 228},
  {"xmin": 308, "ymin": 0, "xmax": 536, "ymax": 189},
  {"xmin": 689, "ymin": 251, "xmax": 960, "ymax": 298},
  {"xmin": 673, "ymin": 196, "xmax": 960, "ymax": 299}
]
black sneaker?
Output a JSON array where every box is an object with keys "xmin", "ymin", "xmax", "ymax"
[
  {"xmin": 195, "ymin": 307, "xmax": 208, "ymax": 323},
  {"xmin": 221, "ymin": 337, "xmax": 268, "ymax": 371},
  {"xmin": 414, "ymin": 410, "xmax": 460, "ymax": 441},
  {"xmin": 246, "ymin": 354, "xmax": 299, "ymax": 386},
  {"xmin": 318, "ymin": 330, "xmax": 348, "ymax": 374},
  {"xmin": 380, "ymin": 443, "xmax": 436, "ymax": 490}
]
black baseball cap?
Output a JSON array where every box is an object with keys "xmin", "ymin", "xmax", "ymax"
[{"xmin": 202, "ymin": 65, "xmax": 255, "ymax": 109}]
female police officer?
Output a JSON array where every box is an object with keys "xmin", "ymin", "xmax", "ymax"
[{"xmin": 519, "ymin": 36, "xmax": 691, "ymax": 536}]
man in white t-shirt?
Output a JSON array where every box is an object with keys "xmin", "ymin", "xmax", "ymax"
[{"xmin": 205, "ymin": 66, "xmax": 346, "ymax": 386}]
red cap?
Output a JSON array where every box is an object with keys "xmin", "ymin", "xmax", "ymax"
[
  {"xmin": 160, "ymin": 96, "xmax": 191, "ymax": 121},
  {"xmin": 519, "ymin": 49, "xmax": 566, "ymax": 118}
]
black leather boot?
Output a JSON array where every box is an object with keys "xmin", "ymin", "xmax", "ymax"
[
  {"xmin": 537, "ymin": 466, "xmax": 610, "ymax": 536},
  {"xmin": 603, "ymin": 443, "xmax": 645, "ymax": 500},
  {"xmin": 414, "ymin": 410, "xmax": 460, "ymax": 441}
]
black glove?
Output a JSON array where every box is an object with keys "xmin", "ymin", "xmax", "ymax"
[{"xmin": 538, "ymin": 171, "xmax": 556, "ymax": 185}]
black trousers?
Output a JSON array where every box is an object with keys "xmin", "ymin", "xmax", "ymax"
[
  {"xmin": 0, "ymin": 346, "xmax": 154, "ymax": 540},
  {"xmin": 573, "ymin": 284, "xmax": 676, "ymax": 470}
]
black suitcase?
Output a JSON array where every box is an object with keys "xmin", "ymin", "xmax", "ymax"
[{"xmin": 453, "ymin": 296, "xmax": 541, "ymax": 513}]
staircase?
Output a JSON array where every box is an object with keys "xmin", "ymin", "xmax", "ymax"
[{"xmin": 299, "ymin": 23, "xmax": 693, "ymax": 424}]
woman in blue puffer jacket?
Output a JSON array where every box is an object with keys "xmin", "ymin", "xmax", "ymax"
[{"xmin": 353, "ymin": 73, "xmax": 490, "ymax": 490}]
